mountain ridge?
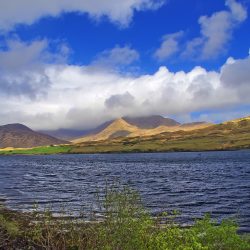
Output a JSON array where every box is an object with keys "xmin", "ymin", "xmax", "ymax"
[{"xmin": 72, "ymin": 116, "xmax": 212, "ymax": 143}]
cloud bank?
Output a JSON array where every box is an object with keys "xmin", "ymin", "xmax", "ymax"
[{"xmin": 0, "ymin": 39, "xmax": 250, "ymax": 130}]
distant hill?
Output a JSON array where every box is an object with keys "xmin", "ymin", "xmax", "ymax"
[
  {"xmin": 72, "ymin": 116, "xmax": 212, "ymax": 143},
  {"xmin": 0, "ymin": 123, "xmax": 68, "ymax": 148}
]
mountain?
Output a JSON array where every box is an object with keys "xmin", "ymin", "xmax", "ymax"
[
  {"xmin": 41, "ymin": 115, "xmax": 193, "ymax": 141},
  {"xmin": 40, "ymin": 115, "xmax": 179, "ymax": 140},
  {"xmin": 72, "ymin": 118, "xmax": 138, "ymax": 143},
  {"xmin": 72, "ymin": 116, "xmax": 212, "ymax": 143},
  {"xmin": 123, "ymin": 115, "xmax": 180, "ymax": 129},
  {"xmin": 0, "ymin": 123, "xmax": 68, "ymax": 148}
]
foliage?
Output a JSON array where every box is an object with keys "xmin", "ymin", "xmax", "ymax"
[{"xmin": 0, "ymin": 188, "xmax": 250, "ymax": 249}]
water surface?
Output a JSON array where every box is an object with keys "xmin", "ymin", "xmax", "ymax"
[{"xmin": 0, "ymin": 151, "xmax": 249, "ymax": 232}]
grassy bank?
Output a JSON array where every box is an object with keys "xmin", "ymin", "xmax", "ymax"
[
  {"xmin": 1, "ymin": 187, "xmax": 250, "ymax": 249},
  {"xmin": 0, "ymin": 145, "xmax": 72, "ymax": 155},
  {"xmin": 0, "ymin": 139, "xmax": 249, "ymax": 156}
]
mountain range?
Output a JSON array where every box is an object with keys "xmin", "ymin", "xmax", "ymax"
[
  {"xmin": 1, "ymin": 115, "xmax": 250, "ymax": 151},
  {"xmin": 40, "ymin": 115, "xmax": 210, "ymax": 141},
  {"xmin": 72, "ymin": 116, "xmax": 211, "ymax": 143}
]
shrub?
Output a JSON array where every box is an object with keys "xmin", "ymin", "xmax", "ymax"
[{"xmin": 0, "ymin": 187, "xmax": 250, "ymax": 249}]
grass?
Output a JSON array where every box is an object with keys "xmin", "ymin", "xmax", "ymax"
[
  {"xmin": 0, "ymin": 145, "xmax": 72, "ymax": 155},
  {"xmin": 0, "ymin": 186, "xmax": 250, "ymax": 249}
]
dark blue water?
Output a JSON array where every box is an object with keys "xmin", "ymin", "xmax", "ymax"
[{"xmin": 0, "ymin": 151, "xmax": 249, "ymax": 232}]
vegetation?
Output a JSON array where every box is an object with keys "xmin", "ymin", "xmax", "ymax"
[
  {"xmin": 1, "ymin": 117, "xmax": 250, "ymax": 155},
  {"xmin": 0, "ymin": 145, "xmax": 72, "ymax": 155},
  {"xmin": 1, "ymin": 187, "xmax": 250, "ymax": 249}
]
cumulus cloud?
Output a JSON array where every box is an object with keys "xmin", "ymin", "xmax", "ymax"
[
  {"xmin": 154, "ymin": 31, "xmax": 183, "ymax": 61},
  {"xmin": 1, "ymin": 35, "xmax": 250, "ymax": 130},
  {"xmin": 0, "ymin": 39, "xmax": 50, "ymax": 99},
  {"xmin": 221, "ymin": 56, "xmax": 250, "ymax": 87},
  {"xmin": 0, "ymin": 38, "xmax": 70, "ymax": 99},
  {"xmin": 182, "ymin": 0, "xmax": 247, "ymax": 59},
  {"xmin": 1, "ymin": 37, "xmax": 250, "ymax": 130},
  {"xmin": 0, "ymin": 0, "xmax": 165, "ymax": 31}
]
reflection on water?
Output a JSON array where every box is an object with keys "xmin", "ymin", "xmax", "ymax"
[{"xmin": 0, "ymin": 151, "xmax": 249, "ymax": 232}]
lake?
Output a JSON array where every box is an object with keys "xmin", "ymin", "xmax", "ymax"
[{"xmin": 0, "ymin": 151, "xmax": 249, "ymax": 232}]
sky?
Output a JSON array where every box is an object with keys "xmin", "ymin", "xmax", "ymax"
[{"xmin": 0, "ymin": 0, "xmax": 250, "ymax": 130}]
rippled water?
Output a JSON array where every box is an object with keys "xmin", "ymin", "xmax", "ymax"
[{"xmin": 0, "ymin": 151, "xmax": 249, "ymax": 232}]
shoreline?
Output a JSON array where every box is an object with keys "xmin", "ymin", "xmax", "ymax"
[{"xmin": 0, "ymin": 147, "xmax": 249, "ymax": 156}]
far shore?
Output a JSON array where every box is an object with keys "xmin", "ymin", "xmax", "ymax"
[{"xmin": 0, "ymin": 144, "xmax": 250, "ymax": 156}]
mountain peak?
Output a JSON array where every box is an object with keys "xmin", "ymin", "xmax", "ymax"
[
  {"xmin": 105, "ymin": 118, "xmax": 138, "ymax": 131},
  {"xmin": 72, "ymin": 118, "xmax": 138, "ymax": 143},
  {"xmin": 0, "ymin": 123, "xmax": 33, "ymax": 132}
]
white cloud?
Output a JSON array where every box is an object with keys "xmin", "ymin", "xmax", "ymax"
[
  {"xmin": 0, "ymin": 0, "xmax": 165, "ymax": 31},
  {"xmin": 0, "ymin": 38, "xmax": 250, "ymax": 130},
  {"xmin": 0, "ymin": 38, "xmax": 70, "ymax": 99},
  {"xmin": 154, "ymin": 31, "xmax": 183, "ymax": 61},
  {"xmin": 183, "ymin": 0, "xmax": 247, "ymax": 59}
]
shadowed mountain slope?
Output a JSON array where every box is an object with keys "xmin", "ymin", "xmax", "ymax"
[
  {"xmin": 123, "ymin": 115, "xmax": 180, "ymax": 129},
  {"xmin": 0, "ymin": 123, "xmax": 68, "ymax": 148}
]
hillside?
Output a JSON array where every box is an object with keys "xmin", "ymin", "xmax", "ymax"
[
  {"xmin": 0, "ymin": 123, "xmax": 68, "ymax": 148},
  {"xmin": 70, "ymin": 116, "xmax": 250, "ymax": 154},
  {"xmin": 72, "ymin": 116, "xmax": 212, "ymax": 143}
]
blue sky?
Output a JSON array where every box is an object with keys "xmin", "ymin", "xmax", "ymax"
[
  {"xmin": 8, "ymin": 0, "xmax": 250, "ymax": 72},
  {"xmin": 0, "ymin": 0, "xmax": 250, "ymax": 129}
]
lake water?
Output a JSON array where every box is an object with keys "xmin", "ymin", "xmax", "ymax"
[{"xmin": 0, "ymin": 151, "xmax": 249, "ymax": 232}]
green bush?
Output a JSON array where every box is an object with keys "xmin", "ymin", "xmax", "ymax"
[{"xmin": 0, "ymin": 187, "xmax": 250, "ymax": 249}]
